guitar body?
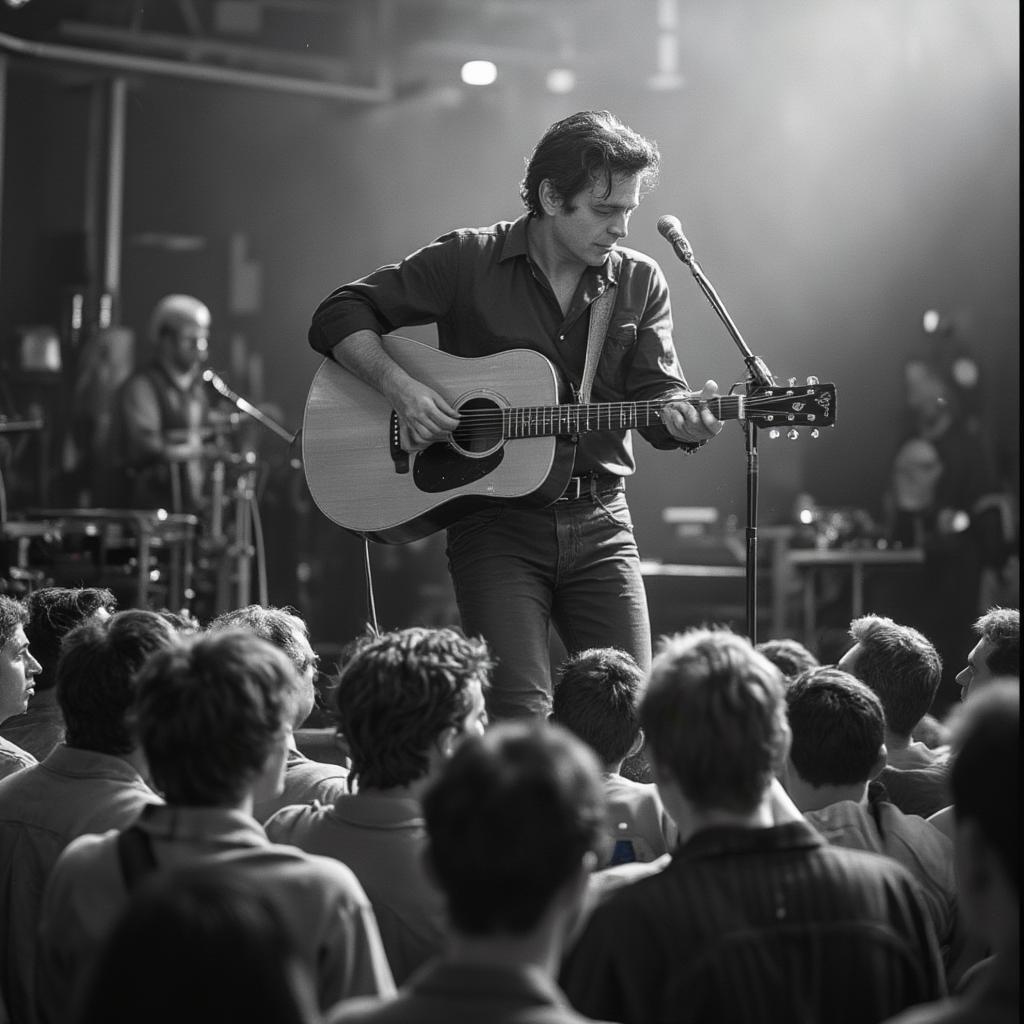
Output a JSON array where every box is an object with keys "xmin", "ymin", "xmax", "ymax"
[{"xmin": 302, "ymin": 335, "xmax": 576, "ymax": 543}]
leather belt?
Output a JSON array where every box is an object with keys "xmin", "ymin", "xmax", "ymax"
[{"xmin": 554, "ymin": 473, "xmax": 624, "ymax": 502}]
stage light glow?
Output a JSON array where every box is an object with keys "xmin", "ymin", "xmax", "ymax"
[
  {"xmin": 922, "ymin": 309, "xmax": 942, "ymax": 333},
  {"xmin": 546, "ymin": 68, "xmax": 576, "ymax": 94},
  {"xmin": 461, "ymin": 61, "xmax": 497, "ymax": 86}
]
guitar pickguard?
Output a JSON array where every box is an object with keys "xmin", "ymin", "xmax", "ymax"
[{"xmin": 413, "ymin": 443, "xmax": 505, "ymax": 492}]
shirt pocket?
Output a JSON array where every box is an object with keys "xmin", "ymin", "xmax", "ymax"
[{"xmin": 606, "ymin": 319, "xmax": 638, "ymax": 352}]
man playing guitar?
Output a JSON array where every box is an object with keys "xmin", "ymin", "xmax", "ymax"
[{"xmin": 307, "ymin": 110, "xmax": 723, "ymax": 722}]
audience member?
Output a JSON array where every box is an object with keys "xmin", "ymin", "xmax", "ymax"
[
  {"xmin": 266, "ymin": 626, "xmax": 491, "ymax": 985},
  {"xmin": 0, "ymin": 587, "xmax": 114, "ymax": 760},
  {"xmin": 955, "ymin": 607, "xmax": 1019, "ymax": 702},
  {"xmin": 328, "ymin": 721, "xmax": 614, "ymax": 1024},
  {"xmin": 560, "ymin": 627, "xmax": 945, "ymax": 1024},
  {"xmin": 754, "ymin": 636, "xmax": 819, "ymax": 684},
  {"xmin": 783, "ymin": 667, "xmax": 965, "ymax": 981},
  {"xmin": 0, "ymin": 595, "xmax": 41, "ymax": 780},
  {"xmin": 208, "ymin": 604, "xmax": 350, "ymax": 821},
  {"xmin": 838, "ymin": 614, "xmax": 950, "ymax": 816},
  {"xmin": 882, "ymin": 681, "xmax": 1018, "ymax": 1024},
  {"xmin": 550, "ymin": 647, "xmax": 677, "ymax": 865},
  {"xmin": 0, "ymin": 610, "xmax": 172, "ymax": 1024},
  {"xmin": 70, "ymin": 861, "xmax": 322, "ymax": 1024},
  {"xmin": 38, "ymin": 630, "xmax": 394, "ymax": 1023}
]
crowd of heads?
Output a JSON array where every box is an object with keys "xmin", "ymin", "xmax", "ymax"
[{"xmin": 0, "ymin": 586, "xmax": 1018, "ymax": 1023}]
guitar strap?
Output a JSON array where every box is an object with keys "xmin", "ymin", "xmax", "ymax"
[{"xmin": 579, "ymin": 284, "xmax": 617, "ymax": 405}]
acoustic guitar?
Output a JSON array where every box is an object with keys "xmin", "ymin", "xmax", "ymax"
[{"xmin": 302, "ymin": 334, "xmax": 835, "ymax": 543}]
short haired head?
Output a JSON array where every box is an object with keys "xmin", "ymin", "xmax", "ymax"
[
  {"xmin": 0, "ymin": 594, "xmax": 28, "ymax": 651},
  {"xmin": 839, "ymin": 615, "xmax": 942, "ymax": 737},
  {"xmin": 786, "ymin": 667, "xmax": 886, "ymax": 787},
  {"xmin": 334, "ymin": 626, "xmax": 491, "ymax": 791},
  {"xmin": 642, "ymin": 628, "xmax": 790, "ymax": 814},
  {"xmin": 519, "ymin": 110, "xmax": 660, "ymax": 217},
  {"xmin": 972, "ymin": 607, "xmax": 1019, "ymax": 677},
  {"xmin": 423, "ymin": 721, "xmax": 608, "ymax": 936},
  {"xmin": 24, "ymin": 586, "xmax": 115, "ymax": 692},
  {"xmin": 754, "ymin": 637, "xmax": 820, "ymax": 684},
  {"xmin": 148, "ymin": 294, "xmax": 211, "ymax": 345},
  {"xmin": 57, "ymin": 610, "xmax": 177, "ymax": 755},
  {"xmin": 209, "ymin": 605, "xmax": 318, "ymax": 729},
  {"xmin": 551, "ymin": 647, "xmax": 644, "ymax": 766},
  {"xmin": 73, "ymin": 861, "xmax": 318, "ymax": 1024},
  {"xmin": 948, "ymin": 681, "xmax": 1018, "ymax": 890},
  {"xmin": 134, "ymin": 631, "xmax": 294, "ymax": 806}
]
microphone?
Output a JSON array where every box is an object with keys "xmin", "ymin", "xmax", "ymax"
[
  {"xmin": 202, "ymin": 367, "xmax": 237, "ymax": 403},
  {"xmin": 657, "ymin": 214, "xmax": 694, "ymax": 264}
]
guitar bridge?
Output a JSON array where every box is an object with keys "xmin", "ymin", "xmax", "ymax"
[{"xmin": 389, "ymin": 412, "xmax": 409, "ymax": 474}]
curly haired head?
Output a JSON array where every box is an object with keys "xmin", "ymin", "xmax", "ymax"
[{"xmin": 335, "ymin": 627, "xmax": 492, "ymax": 790}]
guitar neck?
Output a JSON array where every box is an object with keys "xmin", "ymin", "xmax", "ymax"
[{"xmin": 503, "ymin": 395, "xmax": 742, "ymax": 439}]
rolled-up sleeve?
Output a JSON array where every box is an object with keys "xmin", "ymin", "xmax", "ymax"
[{"xmin": 309, "ymin": 233, "xmax": 462, "ymax": 358}]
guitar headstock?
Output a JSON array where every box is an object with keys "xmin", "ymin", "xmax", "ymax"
[{"xmin": 745, "ymin": 378, "xmax": 836, "ymax": 436}]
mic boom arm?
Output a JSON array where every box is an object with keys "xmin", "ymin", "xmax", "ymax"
[
  {"xmin": 657, "ymin": 215, "xmax": 774, "ymax": 387},
  {"xmin": 202, "ymin": 369, "xmax": 297, "ymax": 445}
]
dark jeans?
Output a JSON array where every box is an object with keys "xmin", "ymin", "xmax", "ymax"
[{"xmin": 445, "ymin": 481, "xmax": 651, "ymax": 720}]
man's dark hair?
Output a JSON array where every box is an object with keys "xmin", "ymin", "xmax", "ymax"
[
  {"xmin": 786, "ymin": 668, "xmax": 886, "ymax": 787},
  {"xmin": 57, "ymin": 610, "xmax": 177, "ymax": 755},
  {"xmin": 755, "ymin": 637, "xmax": 820, "ymax": 684},
  {"xmin": 519, "ymin": 110, "xmax": 660, "ymax": 217},
  {"xmin": 0, "ymin": 594, "xmax": 28, "ymax": 650},
  {"xmin": 24, "ymin": 587, "xmax": 115, "ymax": 692},
  {"xmin": 551, "ymin": 647, "xmax": 644, "ymax": 766},
  {"xmin": 972, "ymin": 606, "xmax": 1019, "ymax": 677},
  {"xmin": 134, "ymin": 631, "xmax": 293, "ymax": 806},
  {"xmin": 642, "ymin": 628, "xmax": 789, "ymax": 815},
  {"xmin": 334, "ymin": 626, "xmax": 491, "ymax": 791},
  {"xmin": 845, "ymin": 615, "xmax": 942, "ymax": 737},
  {"xmin": 209, "ymin": 605, "xmax": 316, "ymax": 676},
  {"xmin": 423, "ymin": 721, "xmax": 607, "ymax": 936},
  {"xmin": 949, "ymin": 681, "xmax": 1018, "ymax": 889}
]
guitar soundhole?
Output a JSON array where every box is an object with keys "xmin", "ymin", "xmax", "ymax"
[{"xmin": 451, "ymin": 396, "xmax": 503, "ymax": 456}]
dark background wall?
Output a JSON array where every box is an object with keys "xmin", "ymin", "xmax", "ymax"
[{"xmin": 1, "ymin": 0, "xmax": 1018, "ymax": 657}]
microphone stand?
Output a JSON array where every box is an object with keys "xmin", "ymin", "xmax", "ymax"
[
  {"xmin": 201, "ymin": 369, "xmax": 298, "ymax": 610},
  {"xmin": 202, "ymin": 369, "xmax": 297, "ymax": 446},
  {"xmin": 672, "ymin": 242, "xmax": 775, "ymax": 644}
]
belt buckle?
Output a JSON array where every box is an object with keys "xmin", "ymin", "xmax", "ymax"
[{"xmin": 561, "ymin": 476, "xmax": 584, "ymax": 502}]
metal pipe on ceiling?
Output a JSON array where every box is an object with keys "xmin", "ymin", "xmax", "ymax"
[{"xmin": 0, "ymin": 30, "xmax": 393, "ymax": 103}]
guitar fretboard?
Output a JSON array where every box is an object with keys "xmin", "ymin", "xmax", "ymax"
[{"xmin": 502, "ymin": 396, "xmax": 744, "ymax": 439}]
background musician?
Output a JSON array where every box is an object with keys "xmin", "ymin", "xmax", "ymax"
[{"xmin": 105, "ymin": 294, "xmax": 217, "ymax": 514}]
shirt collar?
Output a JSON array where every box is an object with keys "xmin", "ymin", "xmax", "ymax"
[
  {"xmin": 501, "ymin": 214, "xmax": 621, "ymax": 289},
  {"xmin": 329, "ymin": 791, "xmax": 424, "ymax": 829},
  {"xmin": 42, "ymin": 744, "xmax": 152, "ymax": 785},
  {"xmin": 136, "ymin": 803, "xmax": 269, "ymax": 848},
  {"xmin": 411, "ymin": 960, "xmax": 569, "ymax": 1008},
  {"xmin": 678, "ymin": 820, "xmax": 826, "ymax": 863}
]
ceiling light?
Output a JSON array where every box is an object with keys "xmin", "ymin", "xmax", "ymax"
[{"xmin": 461, "ymin": 61, "xmax": 497, "ymax": 86}]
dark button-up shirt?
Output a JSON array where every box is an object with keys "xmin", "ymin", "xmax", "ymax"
[
  {"xmin": 560, "ymin": 820, "xmax": 946, "ymax": 1024},
  {"xmin": 308, "ymin": 216, "xmax": 696, "ymax": 475}
]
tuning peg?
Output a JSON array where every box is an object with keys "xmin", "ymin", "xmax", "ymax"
[
  {"xmin": 810, "ymin": 428, "xmax": 820, "ymax": 439},
  {"xmin": 806, "ymin": 375, "xmax": 819, "ymax": 385},
  {"xmin": 787, "ymin": 428, "xmax": 800, "ymax": 440},
  {"xmin": 787, "ymin": 377, "xmax": 797, "ymax": 386},
  {"xmin": 768, "ymin": 428, "xmax": 781, "ymax": 439}
]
